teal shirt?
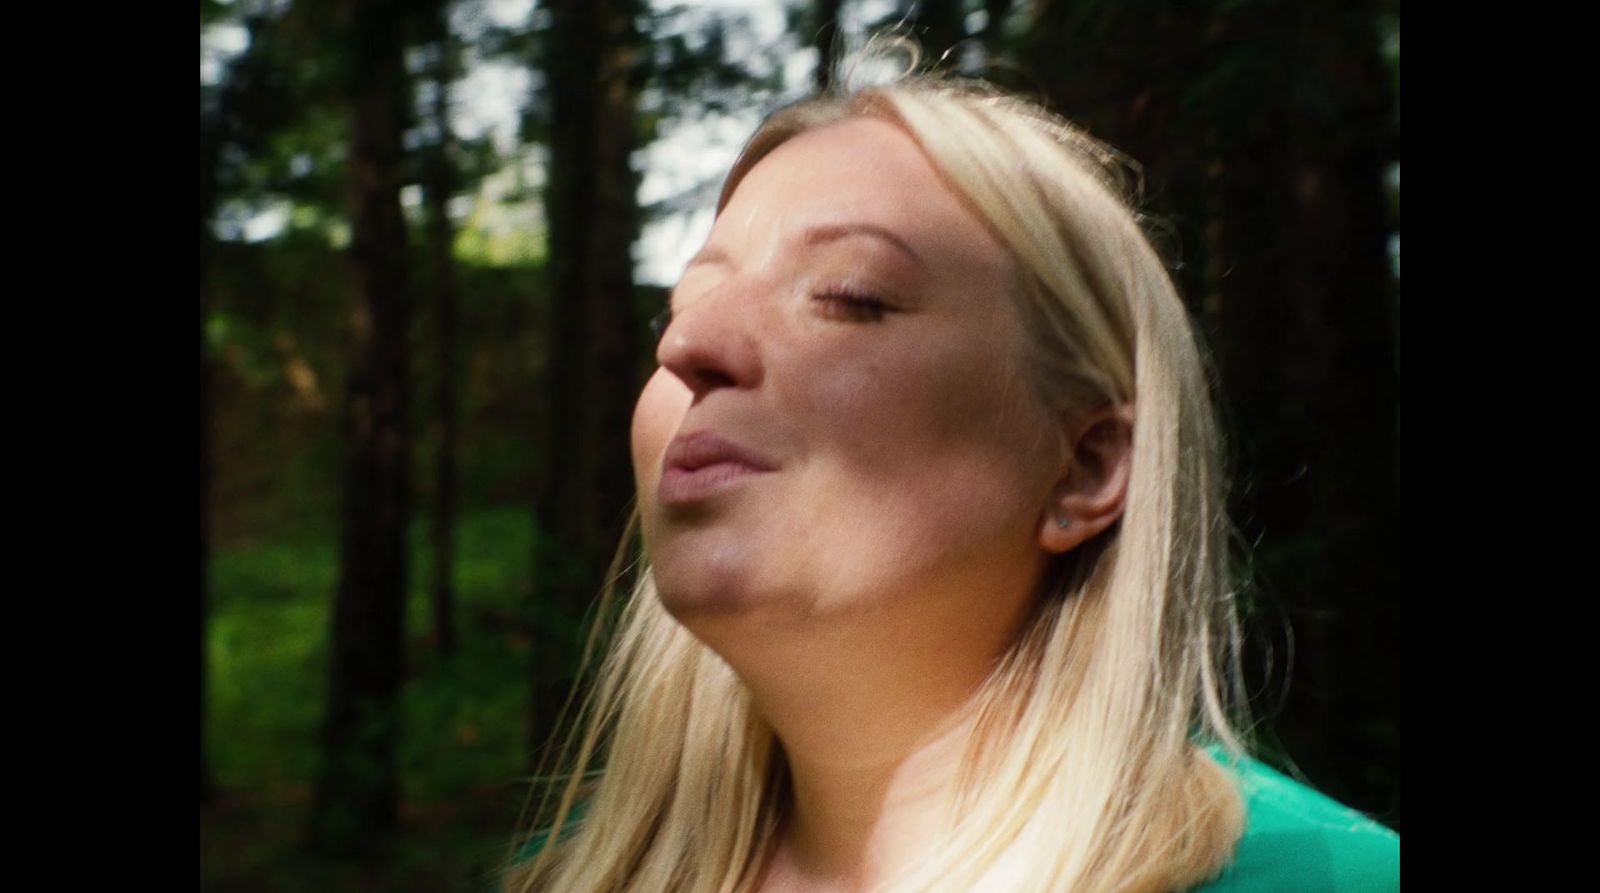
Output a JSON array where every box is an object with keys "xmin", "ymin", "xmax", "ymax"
[
  {"xmin": 1193, "ymin": 752, "xmax": 1400, "ymax": 892},
  {"xmin": 512, "ymin": 753, "xmax": 1400, "ymax": 892}
]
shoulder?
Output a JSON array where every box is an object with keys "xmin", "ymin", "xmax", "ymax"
[{"xmin": 1188, "ymin": 749, "xmax": 1400, "ymax": 893}]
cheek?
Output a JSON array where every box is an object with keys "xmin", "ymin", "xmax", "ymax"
[
  {"xmin": 799, "ymin": 330, "xmax": 1040, "ymax": 476},
  {"xmin": 631, "ymin": 369, "xmax": 691, "ymax": 494},
  {"xmin": 780, "ymin": 331, "xmax": 1053, "ymax": 572}
]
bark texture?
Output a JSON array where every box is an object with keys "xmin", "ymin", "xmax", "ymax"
[
  {"xmin": 307, "ymin": 0, "xmax": 415, "ymax": 854},
  {"xmin": 424, "ymin": 0, "xmax": 460, "ymax": 659},
  {"xmin": 532, "ymin": 0, "xmax": 643, "ymax": 760}
]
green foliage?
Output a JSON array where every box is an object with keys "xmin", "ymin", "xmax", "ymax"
[
  {"xmin": 211, "ymin": 536, "xmax": 337, "ymax": 787},
  {"xmin": 452, "ymin": 217, "xmax": 547, "ymax": 267},
  {"xmin": 202, "ymin": 0, "xmax": 1403, "ymax": 879},
  {"xmin": 207, "ymin": 506, "xmax": 543, "ymax": 790},
  {"xmin": 205, "ymin": 507, "xmax": 546, "ymax": 891},
  {"xmin": 200, "ymin": 0, "xmax": 234, "ymax": 28},
  {"xmin": 206, "ymin": 0, "xmax": 504, "ymax": 250},
  {"xmin": 206, "ymin": 235, "xmax": 549, "ymax": 545},
  {"xmin": 643, "ymin": 5, "xmax": 787, "ymax": 120},
  {"xmin": 206, "ymin": 8, "xmax": 347, "ymax": 231}
]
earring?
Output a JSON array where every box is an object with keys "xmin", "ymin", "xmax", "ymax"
[{"xmin": 1056, "ymin": 517, "xmax": 1070, "ymax": 529}]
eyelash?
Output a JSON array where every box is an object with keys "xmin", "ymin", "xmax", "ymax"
[
  {"xmin": 647, "ymin": 288, "xmax": 893, "ymax": 342},
  {"xmin": 813, "ymin": 289, "xmax": 891, "ymax": 322}
]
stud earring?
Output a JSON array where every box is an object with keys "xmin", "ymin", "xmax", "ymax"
[{"xmin": 1056, "ymin": 517, "xmax": 1070, "ymax": 529}]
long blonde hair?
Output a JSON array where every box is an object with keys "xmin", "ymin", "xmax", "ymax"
[{"xmin": 506, "ymin": 75, "xmax": 1249, "ymax": 893}]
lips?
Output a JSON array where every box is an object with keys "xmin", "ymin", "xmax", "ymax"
[{"xmin": 659, "ymin": 431, "xmax": 777, "ymax": 505}]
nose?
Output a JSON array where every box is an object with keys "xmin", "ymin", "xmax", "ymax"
[{"xmin": 655, "ymin": 286, "xmax": 764, "ymax": 398}]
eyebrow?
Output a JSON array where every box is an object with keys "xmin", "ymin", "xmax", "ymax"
[
  {"xmin": 800, "ymin": 223, "xmax": 927, "ymax": 270},
  {"xmin": 683, "ymin": 222, "xmax": 929, "ymax": 272},
  {"xmin": 684, "ymin": 244, "xmax": 731, "ymax": 270}
]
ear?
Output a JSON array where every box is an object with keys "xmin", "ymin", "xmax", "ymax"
[{"xmin": 1038, "ymin": 404, "xmax": 1135, "ymax": 554}]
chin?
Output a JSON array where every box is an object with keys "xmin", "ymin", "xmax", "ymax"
[
  {"xmin": 652, "ymin": 558, "xmax": 763, "ymax": 624},
  {"xmin": 648, "ymin": 544, "xmax": 811, "ymax": 652}
]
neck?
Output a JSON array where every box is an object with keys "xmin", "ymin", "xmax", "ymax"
[
  {"xmin": 767, "ymin": 703, "xmax": 978, "ymax": 891},
  {"xmin": 717, "ymin": 618, "xmax": 1014, "ymax": 892},
  {"xmin": 676, "ymin": 555, "xmax": 1046, "ymax": 891}
]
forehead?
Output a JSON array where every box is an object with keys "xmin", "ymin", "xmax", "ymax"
[{"xmin": 716, "ymin": 118, "xmax": 1007, "ymax": 270}]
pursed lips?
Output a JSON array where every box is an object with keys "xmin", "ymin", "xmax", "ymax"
[{"xmin": 658, "ymin": 430, "xmax": 778, "ymax": 505}]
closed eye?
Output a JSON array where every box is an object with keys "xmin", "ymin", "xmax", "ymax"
[{"xmin": 813, "ymin": 290, "xmax": 892, "ymax": 323}]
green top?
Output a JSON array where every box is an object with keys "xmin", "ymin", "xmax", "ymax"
[
  {"xmin": 512, "ymin": 752, "xmax": 1399, "ymax": 892},
  {"xmin": 1191, "ymin": 751, "xmax": 1400, "ymax": 892}
]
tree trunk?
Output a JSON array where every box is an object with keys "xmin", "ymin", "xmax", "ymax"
[
  {"xmin": 916, "ymin": 0, "xmax": 967, "ymax": 65},
  {"xmin": 531, "ymin": 0, "xmax": 643, "ymax": 764},
  {"xmin": 200, "ymin": 110, "xmax": 219, "ymax": 808},
  {"xmin": 1020, "ymin": 0, "xmax": 1214, "ymax": 313},
  {"xmin": 308, "ymin": 0, "xmax": 414, "ymax": 855},
  {"xmin": 1204, "ymin": 0, "xmax": 1400, "ymax": 821},
  {"xmin": 1023, "ymin": 0, "xmax": 1399, "ymax": 824},
  {"xmin": 977, "ymin": 0, "xmax": 1015, "ymax": 69},
  {"xmin": 424, "ymin": 0, "xmax": 460, "ymax": 660},
  {"xmin": 814, "ymin": 0, "xmax": 843, "ymax": 91}
]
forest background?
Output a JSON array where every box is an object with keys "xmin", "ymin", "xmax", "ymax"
[{"xmin": 198, "ymin": 0, "xmax": 1401, "ymax": 890}]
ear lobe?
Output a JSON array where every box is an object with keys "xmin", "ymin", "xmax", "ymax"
[{"xmin": 1038, "ymin": 405, "xmax": 1135, "ymax": 555}]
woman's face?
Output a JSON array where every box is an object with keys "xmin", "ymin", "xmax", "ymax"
[{"xmin": 632, "ymin": 118, "xmax": 1065, "ymax": 637}]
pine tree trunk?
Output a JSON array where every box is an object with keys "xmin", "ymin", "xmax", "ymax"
[
  {"xmin": 814, "ymin": 0, "xmax": 843, "ymax": 91},
  {"xmin": 977, "ymin": 0, "xmax": 1015, "ymax": 69},
  {"xmin": 1020, "ymin": 0, "xmax": 1214, "ymax": 313},
  {"xmin": 200, "ymin": 331, "xmax": 214, "ymax": 804},
  {"xmin": 308, "ymin": 0, "xmax": 414, "ymax": 855},
  {"xmin": 200, "ymin": 132, "xmax": 216, "ymax": 812},
  {"xmin": 1024, "ymin": 0, "xmax": 1399, "ymax": 823},
  {"xmin": 425, "ymin": 0, "xmax": 460, "ymax": 660},
  {"xmin": 531, "ymin": 0, "xmax": 642, "ymax": 764},
  {"xmin": 916, "ymin": 0, "xmax": 967, "ymax": 64},
  {"xmin": 1204, "ymin": 0, "xmax": 1399, "ymax": 820},
  {"xmin": 200, "ymin": 112, "xmax": 218, "ymax": 807},
  {"xmin": 586, "ymin": 0, "xmax": 642, "ymax": 571}
]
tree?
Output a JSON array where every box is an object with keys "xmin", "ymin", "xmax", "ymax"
[
  {"xmin": 200, "ymin": 92, "xmax": 219, "ymax": 810},
  {"xmin": 421, "ymin": 0, "xmax": 462, "ymax": 659},
  {"xmin": 1019, "ymin": 0, "xmax": 1216, "ymax": 309},
  {"xmin": 307, "ymin": 0, "xmax": 417, "ymax": 854},
  {"xmin": 1200, "ymin": 0, "xmax": 1400, "ymax": 821},
  {"xmin": 200, "ymin": 0, "xmax": 297, "ymax": 808},
  {"xmin": 528, "ymin": 0, "xmax": 645, "ymax": 758},
  {"xmin": 977, "ymin": 0, "xmax": 1016, "ymax": 65},
  {"xmin": 910, "ymin": 0, "xmax": 966, "ymax": 63},
  {"xmin": 814, "ymin": 0, "xmax": 843, "ymax": 90},
  {"xmin": 1021, "ymin": 0, "xmax": 1399, "ymax": 821}
]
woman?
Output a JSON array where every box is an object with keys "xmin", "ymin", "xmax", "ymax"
[{"xmin": 506, "ymin": 71, "xmax": 1399, "ymax": 893}]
